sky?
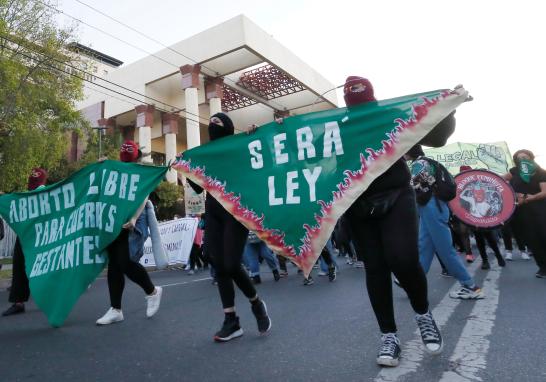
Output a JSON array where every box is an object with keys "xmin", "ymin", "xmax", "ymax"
[{"xmin": 57, "ymin": 0, "xmax": 546, "ymax": 166}]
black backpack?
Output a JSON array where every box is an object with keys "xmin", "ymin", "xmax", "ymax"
[{"xmin": 423, "ymin": 158, "xmax": 456, "ymax": 202}]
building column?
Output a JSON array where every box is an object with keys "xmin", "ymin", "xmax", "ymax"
[
  {"xmin": 206, "ymin": 76, "xmax": 224, "ymax": 116},
  {"xmin": 180, "ymin": 64, "xmax": 201, "ymax": 149},
  {"xmin": 162, "ymin": 113, "xmax": 179, "ymax": 183},
  {"xmin": 135, "ymin": 104, "xmax": 155, "ymax": 163}
]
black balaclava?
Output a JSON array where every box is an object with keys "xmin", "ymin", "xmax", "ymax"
[
  {"xmin": 209, "ymin": 112, "xmax": 235, "ymax": 141},
  {"xmin": 406, "ymin": 144, "xmax": 425, "ymax": 161}
]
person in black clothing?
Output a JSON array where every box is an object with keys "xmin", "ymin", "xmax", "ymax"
[
  {"xmin": 503, "ymin": 149, "xmax": 546, "ymax": 277},
  {"xmin": 188, "ymin": 112, "xmax": 271, "ymax": 342},
  {"xmin": 2, "ymin": 168, "xmax": 48, "ymax": 316},
  {"xmin": 342, "ymin": 76, "xmax": 450, "ymax": 367}
]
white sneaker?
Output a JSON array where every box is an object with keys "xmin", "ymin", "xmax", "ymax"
[
  {"xmin": 96, "ymin": 308, "xmax": 124, "ymax": 325},
  {"xmin": 521, "ymin": 251, "xmax": 531, "ymax": 260},
  {"xmin": 354, "ymin": 261, "xmax": 364, "ymax": 268},
  {"xmin": 317, "ymin": 271, "xmax": 328, "ymax": 276},
  {"xmin": 505, "ymin": 252, "xmax": 513, "ymax": 261},
  {"xmin": 146, "ymin": 286, "xmax": 163, "ymax": 318}
]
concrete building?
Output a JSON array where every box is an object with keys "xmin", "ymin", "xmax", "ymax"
[{"xmin": 77, "ymin": 15, "xmax": 338, "ymax": 183}]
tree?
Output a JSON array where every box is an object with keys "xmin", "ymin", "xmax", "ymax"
[{"xmin": 0, "ymin": 0, "xmax": 87, "ymax": 191}]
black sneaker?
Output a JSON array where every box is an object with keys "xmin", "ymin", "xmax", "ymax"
[
  {"xmin": 2, "ymin": 303, "xmax": 25, "ymax": 317},
  {"xmin": 415, "ymin": 311, "xmax": 443, "ymax": 354},
  {"xmin": 481, "ymin": 261, "xmax": 491, "ymax": 270},
  {"xmin": 496, "ymin": 256, "xmax": 506, "ymax": 267},
  {"xmin": 251, "ymin": 275, "xmax": 262, "ymax": 284},
  {"xmin": 303, "ymin": 276, "xmax": 314, "ymax": 286},
  {"xmin": 251, "ymin": 300, "xmax": 272, "ymax": 334},
  {"xmin": 328, "ymin": 266, "xmax": 336, "ymax": 282},
  {"xmin": 272, "ymin": 270, "xmax": 280, "ymax": 282},
  {"xmin": 376, "ymin": 333, "xmax": 401, "ymax": 367},
  {"xmin": 536, "ymin": 270, "xmax": 546, "ymax": 278},
  {"xmin": 214, "ymin": 316, "xmax": 243, "ymax": 342}
]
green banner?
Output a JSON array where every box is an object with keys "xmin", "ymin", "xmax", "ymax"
[
  {"xmin": 0, "ymin": 161, "xmax": 168, "ymax": 326},
  {"xmin": 424, "ymin": 141, "xmax": 513, "ymax": 175},
  {"xmin": 174, "ymin": 88, "xmax": 468, "ymax": 276}
]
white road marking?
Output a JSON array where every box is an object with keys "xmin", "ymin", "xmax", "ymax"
[
  {"xmin": 375, "ymin": 260, "xmax": 481, "ymax": 382},
  {"xmin": 159, "ymin": 277, "xmax": 212, "ymax": 288},
  {"xmin": 439, "ymin": 267, "xmax": 502, "ymax": 381}
]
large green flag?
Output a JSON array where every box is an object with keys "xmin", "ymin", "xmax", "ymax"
[
  {"xmin": 0, "ymin": 161, "xmax": 168, "ymax": 326},
  {"xmin": 174, "ymin": 88, "xmax": 468, "ymax": 276}
]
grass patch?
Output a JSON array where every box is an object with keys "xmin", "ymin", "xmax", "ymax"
[
  {"xmin": 0, "ymin": 258, "xmax": 13, "ymax": 265},
  {"xmin": 0, "ymin": 269, "xmax": 12, "ymax": 279}
]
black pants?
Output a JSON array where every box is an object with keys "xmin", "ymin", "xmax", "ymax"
[
  {"xmin": 474, "ymin": 231, "xmax": 502, "ymax": 262},
  {"xmin": 9, "ymin": 239, "xmax": 30, "ymax": 304},
  {"xmin": 277, "ymin": 255, "xmax": 287, "ymax": 272},
  {"xmin": 346, "ymin": 186, "xmax": 429, "ymax": 334},
  {"xmin": 189, "ymin": 244, "xmax": 207, "ymax": 269},
  {"xmin": 205, "ymin": 203, "xmax": 256, "ymax": 309},
  {"xmin": 107, "ymin": 230, "xmax": 155, "ymax": 309},
  {"xmin": 451, "ymin": 221, "xmax": 473, "ymax": 254},
  {"xmin": 501, "ymin": 224, "xmax": 526, "ymax": 252},
  {"xmin": 512, "ymin": 203, "xmax": 546, "ymax": 271}
]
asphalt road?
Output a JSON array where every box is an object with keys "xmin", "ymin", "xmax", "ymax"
[{"xmin": 1, "ymin": 252, "xmax": 545, "ymax": 382}]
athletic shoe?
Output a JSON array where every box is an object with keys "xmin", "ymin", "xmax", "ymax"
[
  {"xmin": 496, "ymin": 256, "xmax": 506, "ymax": 267},
  {"xmin": 96, "ymin": 307, "xmax": 124, "ymax": 325},
  {"xmin": 536, "ymin": 270, "xmax": 546, "ymax": 278},
  {"xmin": 481, "ymin": 261, "xmax": 491, "ymax": 270},
  {"xmin": 251, "ymin": 299, "xmax": 272, "ymax": 334},
  {"xmin": 505, "ymin": 252, "xmax": 513, "ymax": 261},
  {"xmin": 521, "ymin": 251, "xmax": 531, "ymax": 260},
  {"xmin": 303, "ymin": 276, "xmax": 314, "ymax": 286},
  {"xmin": 440, "ymin": 269, "xmax": 452, "ymax": 278},
  {"xmin": 279, "ymin": 270, "xmax": 288, "ymax": 277},
  {"xmin": 251, "ymin": 275, "xmax": 262, "ymax": 284},
  {"xmin": 317, "ymin": 271, "xmax": 328, "ymax": 277},
  {"xmin": 145, "ymin": 286, "xmax": 163, "ymax": 318},
  {"xmin": 376, "ymin": 333, "xmax": 401, "ymax": 367},
  {"xmin": 354, "ymin": 261, "xmax": 364, "ymax": 268},
  {"xmin": 346, "ymin": 258, "xmax": 354, "ymax": 265},
  {"xmin": 449, "ymin": 286, "xmax": 485, "ymax": 300},
  {"xmin": 188, "ymin": 270, "xmax": 195, "ymax": 275},
  {"xmin": 415, "ymin": 311, "xmax": 443, "ymax": 354},
  {"xmin": 328, "ymin": 266, "xmax": 337, "ymax": 282},
  {"xmin": 465, "ymin": 254, "xmax": 475, "ymax": 263},
  {"xmin": 313, "ymin": 264, "xmax": 319, "ymax": 269},
  {"xmin": 214, "ymin": 316, "xmax": 243, "ymax": 342},
  {"xmin": 272, "ymin": 270, "xmax": 281, "ymax": 282},
  {"xmin": 2, "ymin": 303, "xmax": 25, "ymax": 316}
]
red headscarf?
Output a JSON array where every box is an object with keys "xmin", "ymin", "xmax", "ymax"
[
  {"xmin": 120, "ymin": 140, "xmax": 139, "ymax": 162},
  {"xmin": 343, "ymin": 76, "xmax": 376, "ymax": 106},
  {"xmin": 28, "ymin": 168, "xmax": 48, "ymax": 191}
]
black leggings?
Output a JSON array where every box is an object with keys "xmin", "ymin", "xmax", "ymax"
[
  {"xmin": 502, "ymin": 224, "xmax": 526, "ymax": 252},
  {"xmin": 512, "ymin": 204, "xmax": 546, "ymax": 271},
  {"xmin": 189, "ymin": 244, "xmax": 207, "ymax": 269},
  {"xmin": 474, "ymin": 231, "xmax": 502, "ymax": 262},
  {"xmin": 9, "ymin": 239, "xmax": 30, "ymax": 304},
  {"xmin": 346, "ymin": 186, "xmax": 429, "ymax": 334},
  {"xmin": 107, "ymin": 230, "xmax": 155, "ymax": 309},
  {"xmin": 205, "ymin": 201, "xmax": 256, "ymax": 309}
]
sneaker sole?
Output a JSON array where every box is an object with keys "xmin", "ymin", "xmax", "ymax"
[
  {"xmin": 423, "ymin": 341, "xmax": 444, "ymax": 355},
  {"xmin": 376, "ymin": 356, "xmax": 399, "ymax": 367},
  {"xmin": 214, "ymin": 328, "xmax": 244, "ymax": 342},
  {"xmin": 449, "ymin": 293, "xmax": 485, "ymax": 300},
  {"xmin": 96, "ymin": 317, "xmax": 124, "ymax": 326}
]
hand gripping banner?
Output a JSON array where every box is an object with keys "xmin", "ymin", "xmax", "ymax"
[
  {"xmin": 174, "ymin": 88, "xmax": 469, "ymax": 276},
  {"xmin": 0, "ymin": 161, "xmax": 168, "ymax": 326}
]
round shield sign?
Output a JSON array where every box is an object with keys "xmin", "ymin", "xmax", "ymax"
[{"xmin": 449, "ymin": 169, "xmax": 516, "ymax": 229}]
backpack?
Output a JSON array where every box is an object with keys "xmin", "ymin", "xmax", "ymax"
[{"xmin": 423, "ymin": 158, "xmax": 456, "ymax": 202}]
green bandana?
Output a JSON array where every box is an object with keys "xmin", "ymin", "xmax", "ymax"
[{"xmin": 519, "ymin": 159, "xmax": 537, "ymax": 183}]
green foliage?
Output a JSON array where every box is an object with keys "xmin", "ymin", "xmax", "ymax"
[
  {"xmin": 153, "ymin": 181, "xmax": 183, "ymax": 221},
  {"xmin": 0, "ymin": 0, "xmax": 87, "ymax": 191}
]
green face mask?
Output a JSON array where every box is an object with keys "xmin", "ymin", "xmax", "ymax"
[{"xmin": 518, "ymin": 159, "xmax": 537, "ymax": 183}]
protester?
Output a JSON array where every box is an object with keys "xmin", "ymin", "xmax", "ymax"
[
  {"xmin": 2, "ymin": 168, "xmax": 47, "ymax": 317},
  {"xmin": 188, "ymin": 113, "xmax": 271, "ymax": 342},
  {"xmin": 406, "ymin": 145, "xmax": 484, "ymax": 299},
  {"xmin": 188, "ymin": 215, "xmax": 206, "ymax": 274},
  {"xmin": 243, "ymin": 231, "xmax": 281, "ymax": 284},
  {"xmin": 96, "ymin": 141, "xmax": 163, "ymax": 325},
  {"xmin": 340, "ymin": 77, "xmax": 445, "ymax": 367},
  {"xmin": 503, "ymin": 149, "xmax": 546, "ymax": 278}
]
